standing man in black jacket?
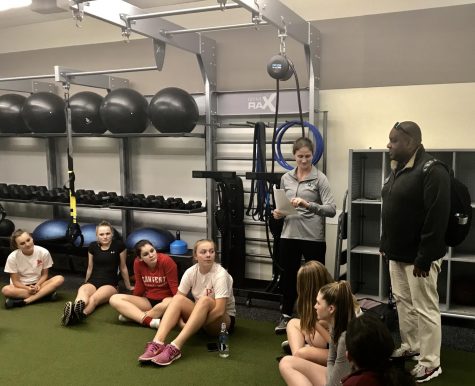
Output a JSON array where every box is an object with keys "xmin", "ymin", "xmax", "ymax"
[{"xmin": 380, "ymin": 121, "xmax": 450, "ymax": 383}]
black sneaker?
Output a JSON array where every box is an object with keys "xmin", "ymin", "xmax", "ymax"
[
  {"xmin": 44, "ymin": 291, "xmax": 58, "ymax": 302},
  {"xmin": 61, "ymin": 301, "xmax": 75, "ymax": 326},
  {"xmin": 281, "ymin": 340, "xmax": 292, "ymax": 355},
  {"xmin": 74, "ymin": 300, "xmax": 87, "ymax": 321},
  {"xmin": 5, "ymin": 298, "xmax": 26, "ymax": 309},
  {"xmin": 275, "ymin": 315, "xmax": 291, "ymax": 335}
]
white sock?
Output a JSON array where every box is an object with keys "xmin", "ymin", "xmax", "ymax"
[
  {"xmin": 118, "ymin": 314, "xmax": 131, "ymax": 322},
  {"xmin": 149, "ymin": 318, "xmax": 161, "ymax": 329}
]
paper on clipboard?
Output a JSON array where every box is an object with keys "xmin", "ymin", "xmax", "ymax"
[{"xmin": 273, "ymin": 188, "xmax": 298, "ymax": 216}]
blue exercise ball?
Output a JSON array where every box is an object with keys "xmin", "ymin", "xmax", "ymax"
[
  {"xmin": 22, "ymin": 92, "xmax": 66, "ymax": 133},
  {"xmin": 148, "ymin": 87, "xmax": 199, "ymax": 133},
  {"xmin": 0, "ymin": 218, "xmax": 15, "ymax": 237},
  {"xmin": 0, "ymin": 94, "xmax": 30, "ymax": 133},
  {"xmin": 125, "ymin": 227, "xmax": 174, "ymax": 252},
  {"xmin": 73, "ymin": 223, "xmax": 122, "ymax": 248},
  {"xmin": 70, "ymin": 91, "xmax": 107, "ymax": 134},
  {"xmin": 32, "ymin": 219, "xmax": 69, "ymax": 242},
  {"xmin": 100, "ymin": 88, "xmax": 149, "ymax": 134}
]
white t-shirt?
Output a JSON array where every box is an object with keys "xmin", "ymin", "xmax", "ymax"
[
  {"xmin": 178, "ymin": 262, "xmax": 236, "ymax": 317},
  {"xmin": 4, "ymin": 245, "xmax": 53, "ymax": 285}
]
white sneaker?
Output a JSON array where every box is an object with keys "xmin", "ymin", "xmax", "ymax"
[
  {"xmin": 392, "ymin": 346, "xmax": 420, "ymax": 358},
  {"xmin": 149, "ymin": 318, "xmax": 161, "ymax": 329},
  {"xmin": 118, "ymin": 314, "xmax": 131, "ymax": 323},
  {"xmin": 412, "ymin": 364, "xmax": 442, "ymax": 383},
  {"xmin": 411, "ymin": 364, "xmax": 425, "ymax": 376}
]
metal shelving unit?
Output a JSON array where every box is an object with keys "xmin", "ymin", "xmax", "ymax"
[{"xmin": 347, "ymin": 148, "xmax": 475, "ymax": 319}]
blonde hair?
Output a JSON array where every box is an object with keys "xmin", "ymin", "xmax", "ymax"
[
  {"xmin": 96, "ymin": 220, "xmax": 112, "ymax": 233},
  {"xmin": 297, "ymin": 261, "xmax": 334, "ymax": 335},
  {"xmin": 192, "ymin": 239, "xmax": 215, "ymax": 261},
  {"xmin": 319, "ymin": 280, "xmax": 356, "ymax": 344}
]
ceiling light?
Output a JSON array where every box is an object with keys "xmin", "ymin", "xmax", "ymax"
[{"xmin": 0, "ymin": 0, "xmax": 32, "ymax": 12}]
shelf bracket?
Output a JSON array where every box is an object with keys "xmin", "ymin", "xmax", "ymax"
[
  {"xmin": 54, "ymin": 66, "xmax": 129, "ymax": 90},
  {"xmin": 0, "ymin": 79, "xmax": 56, "ymax": 94}
]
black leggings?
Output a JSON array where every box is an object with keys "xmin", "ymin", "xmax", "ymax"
[{"xmin": 279, "ymin": 238, "xmax": 326, "ymax": 316}]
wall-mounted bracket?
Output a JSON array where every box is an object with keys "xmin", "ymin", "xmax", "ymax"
[
  {"xmin": 54, "ymin": 66, "xmax": 129, "ymax": 90},
  {"xmin": 0, "ymin": 79, "xmax": 57, "ymax": 93}
]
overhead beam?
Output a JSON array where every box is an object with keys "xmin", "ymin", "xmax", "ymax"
[
  {"xmin": 233, "ymin": 0, "xmax": 316, "ymax": 47},
  {"xmin": 57, "ymin": 0, "xmax": 211, "ymax": 56},
  {"xmin": 57, "ymin": 0, "xmax": 217, "ymax": 86}
]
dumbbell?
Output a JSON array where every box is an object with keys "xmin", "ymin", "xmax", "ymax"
[
  {"xmin": 0, "ymin": 184, "xmax": 9, "ymax": 198},
  {"xmin": 151, "ymin": 195, "xmax": 165, "ymax": 209},
  {"xmin": 96, "ymin": 191, "xmax": 111, "ymax": 204},
  {"xmin": 30, "ymin": 185, "xmax": 47, "ymax": 199},
  {"xmin": 184, "ymin": 200, "xmax": 203, "ymax": 210},
  {"xmin": 111, "ymin": 195, "xmax": 125, "ymax": 206}
]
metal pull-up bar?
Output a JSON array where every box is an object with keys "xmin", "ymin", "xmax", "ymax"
[
  {"xmin": 164, "ymin": 21, "xmax": 268, "ymax": 36},
  {"xmin": 123, "ymin": 3, "xmax": 241, "ymax": 21}
]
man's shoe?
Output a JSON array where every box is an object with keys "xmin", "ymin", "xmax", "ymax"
[
  {"xmin": 73, "ymin": 300, "xmax": 87, "ymax": 321},
  {"xmin": 151, "ymin": 344, "xmax": 182, "ymax": 366},
  {"xmin": 138, "ymin": 341, "xmax": 165, "ymax": 362},
  {"xmin": 61, "ymin": 301, "xmax": 76, "ymax": 326},
  {"xmin": 392, "ymin": 347, "xmax": 420, "ymax": 359},
  {"xmin": 281, "ymin": 340, "xmax": 292, "ymax": 355},
  {"xmin": 5, "ymin": 298, "xmax": 26, "ymax": 309},
  {"xmin": 275, "ymin": 315, "xmax": 291, "ymax": 335},
  {"xmin": 412, "ymin": 364, "xmax": 442, "ymax": 383}
]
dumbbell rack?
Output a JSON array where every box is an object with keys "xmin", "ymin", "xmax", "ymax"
[{"xmin": 0, "ymin": 126, "xmax": 208, "ymax": 238}]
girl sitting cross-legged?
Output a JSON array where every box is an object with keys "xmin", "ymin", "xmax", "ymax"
[
  {"xmin": 109, "ymin": 239, "xmax": 178, "ymax": 328},
  {"xmin": 137, "ymin": 238, "xmax": 236, "ymax": 366}
]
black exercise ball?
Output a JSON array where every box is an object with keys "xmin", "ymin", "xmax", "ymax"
[
  {"xmin": 22, "ymin": 92, "xmax": 66, "ymax": 133},
  {"xmin": 70, "ymin": 91, "xmax": 107, "ymax": 134},
  {"xmin": 100, "ymin": 88, "xmax": 149, "ymax": 134},
  {"xmin": 148, "ymin": 87, "xmax": 199, "ymax": 133},
  {"xmin": 0, "ymin": 218, "xmax": 15, "ymax": 236},
  {"xmin": 0, "ymin": 94, "xmax": 30, "ymax": 133}
]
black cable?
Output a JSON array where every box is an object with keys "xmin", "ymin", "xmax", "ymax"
[{"xmin": 287, "ymin": 58, "xmax": 305, "ymax": 137}]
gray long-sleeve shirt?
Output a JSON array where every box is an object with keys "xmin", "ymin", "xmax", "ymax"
[{"xmin": 280, "ymin": 166, "xmax": 336, "ymax": 241}]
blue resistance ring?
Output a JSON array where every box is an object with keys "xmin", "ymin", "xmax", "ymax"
[{"xmin": 274, "ymin": 121, "xmax": 324, "ymax": 170}]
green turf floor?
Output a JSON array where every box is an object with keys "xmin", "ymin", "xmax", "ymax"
[{"xmin": 1, "ymin": 293, "xmax": 474, "ymax": 385}]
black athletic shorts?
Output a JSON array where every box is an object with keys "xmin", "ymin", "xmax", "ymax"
[{"xmin": 147, "ymin": 298, "xmax": 163, "ymax": 308}]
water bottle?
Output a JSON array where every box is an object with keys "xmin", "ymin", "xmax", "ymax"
[{"xmin": 218, "ymin": 322, "xmax": 229, "ymax": 358}]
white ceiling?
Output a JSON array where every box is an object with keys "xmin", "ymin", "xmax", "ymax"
[{"xmin": 1, "ymin": 0, "xmax": 474, "ymax": 30}]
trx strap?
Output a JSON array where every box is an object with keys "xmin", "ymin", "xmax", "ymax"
[{"xmin": 63, "ymin": 84, "xmax": 83, "ymax": 247}]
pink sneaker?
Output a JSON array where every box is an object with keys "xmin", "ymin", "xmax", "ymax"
[
  {"xmin": 138, "ymin": 341, "xmax": 165, "ymax": 362},
  {"xmin": 151, "ymin": 344, "xmax": 182, "ymax": 366}
]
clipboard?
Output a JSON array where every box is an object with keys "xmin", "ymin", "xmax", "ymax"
[{"xmin": 273, "ymin": 188, "xmax": 298, "ymax": 216}]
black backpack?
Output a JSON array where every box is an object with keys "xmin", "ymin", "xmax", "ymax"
[{"xmin": 423, "ymin": 159, "xmax": 472, "ymax": 247}]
